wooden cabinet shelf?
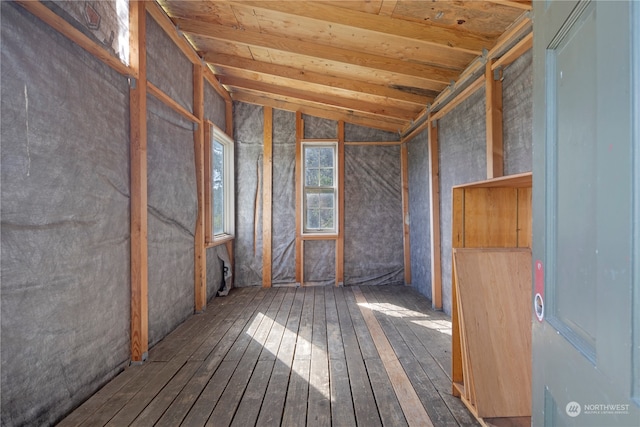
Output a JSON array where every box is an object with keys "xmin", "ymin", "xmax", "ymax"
[{"xmin": 451, "ymin": 172, "xmax": 532, "ymax": 427}]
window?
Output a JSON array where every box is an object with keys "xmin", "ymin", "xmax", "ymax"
[
  {"xmin": 206, "ymin": 122, "xmax": 234, "ymax": 243},
  {"xmin": 303, "ymin": 142, "xmax": 337, "ymax": 234}
]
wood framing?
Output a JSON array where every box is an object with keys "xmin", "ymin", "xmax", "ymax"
[
  {"xmin": 492, "ymin": 32, "xmax": 533, "ymax": 70},
  {"xmin": 16, "ymin": 0, "xmax": 134, "ymax": 77},
  {"xmin": 486, "ymin": 60, "xmax": 504, "ymax": 179},
  {"xmin": 262, "ymin": 107, "xmax": 273, "ymax": 288},
  {"xmin": 344, "ymin": 141, "xmax": 402, "ymax": 146},
  {"xmin": 295, "ymin": 112, "xmax": 304, "ymax": 285},
  {"xmin": 428, "ymin": 119, "xmax": 443, "ymax": 310},
  {"xmin": 431, "ymin": 76, "xmax": 485, "ymax": 121},
  {"xmin": 147, "ymin": 82, "xmax": 199, "ymax": 123},
  {"xmin": 336, "ymin": 121, "xmax": 345, "ymax": 286},
  {"xmin": 203, "ymin": 122, "xmax": 212, "ymax": 244},
  {"xmin": 129, "ymin": 0, "xmax": 148, "ymax": 363},
  {"xmin": 145, "ymin": 1, "xmax": 201, "ymax": 64},
  {"xmin": 400, "ymin": 143, "xmax": 412, "ymax": 285},
  {"xmin": 193, "ymin": 63, "xmax": 207, "ymax": 312}
]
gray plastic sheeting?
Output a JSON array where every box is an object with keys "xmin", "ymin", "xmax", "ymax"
[
  {"xmin": 146, "ymin": 96, "xmax": 197, "ymax": 346},
  {"xmin": 503, "ymin": 50, "xmax": 533, "ymax": 175},
  {"xmin": 407, "ymin": 131, "xmax": 432, "ymax": 299},
  {"xmin": 438, "ymin": 88, "xmax": 487, "ymax": 315},
  {"xmin": 1, "ymin": 4, "xmax": 130, "ymax": 426},
  {"xmin": 344, "ymin": 145, "xmax": 404, "ymax": 286},
  {"xmin": 272, "ymin": 109, "xmax": 297, "ymax": 285},
  {"xmin": 146, "ymin": 12, "xmax": 193, "ymax": 114},
  {"xmin": 345, "ymin": 122, "xmax": 400, "ymax": 142},
  {"xmin": 233, "ymin": 102, "xmax": 264, "ymax": 287}
]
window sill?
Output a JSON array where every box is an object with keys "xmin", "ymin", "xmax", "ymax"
[
  {"xmin": 301, "ymin": 233, "xmax": 339, "ymax": 240},
  {"xmin": 206, "ymin": 235, "xmax": 235, "ymax": 248}
]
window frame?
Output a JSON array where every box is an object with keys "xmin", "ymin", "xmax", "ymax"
[
  {"xmin": 205, "ymin": 121, "xmax": 235, "ymax": 245},
  {"xmin": 301, "ymin": 140, "xmax": 339, "ymax": 235}
]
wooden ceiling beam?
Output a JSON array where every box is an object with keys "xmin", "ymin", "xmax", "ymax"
[
  {"xmin": 203, "ymin": 53, "xmax": 433, "ymax": 106},
  {"xmin": 231, "ymin": 91, "xmax": 406, "ymax": 133},
  {"xmin": 174, "ymin": 18, "xmax": 458, "ymax": 84},
  {"xmin": 212, "ymin": 64, "xmax": 427, "ymax": 112},
  {"xmin": 220, "ymin": 76, "xmax": 418, "ymax": 120},
  {"xmin": 232, "ymin": 1, "xmax": 490, "ymax": 54},
  {"xmin": 484, "ymin": 0, "xmax": 532, "ymax": 11}
]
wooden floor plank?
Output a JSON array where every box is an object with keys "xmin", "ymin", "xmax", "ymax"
[
  {"xmin": 308, "ymin": 287, "xmax": 331, "ymax": 427},
  {"xmin": 364, "ymin": 357, "xmax": 409, "ymax": 427},
  {"xmin": 181, "ymin": 360, "xmax": 238, "ymax": 427},
  {"xmin": 294, "ymin": 287, "xmax": 315, "ymax": 360},
  {"xmin": 385, "ymin": 286, "xmax": 479, "ymax": 426},
  {"xmin": 130, "ymin": 360, "xmax": 201, "ymax": 426},
  {"xmin": 325, "ymin": 287, "xmax": 356, "ymax": 427},
  {"xmin": 334, "ymin": 287, "xmax": 382, "ymax": 427},
  {"xmin": 155, "ymin": 290, "xmax": 263, "ymax": 425},
  {"xmin": 77, "ymin": 362, "xmax": 163, "ymax": 427},
  {"xmin": 281, "ymin": 358, "xmax": 310, "ymax": 426},
  {"xmin": 255, "ymin": 288, "xmax": 305, "ymax": 427},
  {"xmin": 57, "ymin": 364, "xmax": 145, "ymax": 427},
  {"xmin": 207, "ymin": 289, "xmax": 286, "ymax": 426},
  {"xmin": 230, "ymin": 359, "xmax": 275, "ymax": 427},
  {"xmin": 63, "ymin": 285, "xmax": 478, "ymax": 427},
  {"xmin": 352, "ymin": 286, "xmax": 434, "ymax": 427}
]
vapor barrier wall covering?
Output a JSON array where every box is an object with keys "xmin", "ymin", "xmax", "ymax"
[
  {"xmin": 303, "ymin": 114, "xmax": 337, "ymax": 139},
  {"xmin": 1, "ymin": 4, "xmax": 130, "ymax": 426},
  {"xmin": 503, "ymin": 50, "xmax": 533, "ymax": 175},
  {"xmin": 204, "ymin": 81, "xmax": 227, "ymax": 132},
  {"xmin": 407, "ymin": 131, "xmax": 432, "ymax": 299},
  {"xmin": 49, "ymin": 0, "xmax": 129, "ymax": 63},
  {"xmin": 146, "ymin": 96, "xmax": 197, "ymax": 345},
  {"xmin": 146, "ymin": 12, "xmax": 193, "ymax": 114},
  {"xmin": 304, "ymin": 240, "xmax": 336, "ymax": 285},
  {"xmin": 272, "ymin": 109, "xmax": 297, "ymax": 285},
  {"xmin": 344, "ymin": 145, "xmax": 404, "ymax": 286},
  {"xmin": 344, "ymin": 122, "xmax": 400, "ymax": 142},
  {"xmin": 438, "ymin": 88, "xmax": 486, "ymax": 315},
  {"xmin": 234, "ymin": 102, "xmax": 264, "ymax": 287}
]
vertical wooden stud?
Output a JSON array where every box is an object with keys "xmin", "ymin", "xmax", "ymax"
[
  {"xmin": 129, "ymin": 0, "xmax": 148, "ymax": 362},
  {"xmin": 486, "ymin": 60, "xmax": 504, "ymax": 179},
  {"xmin": 400, "ymin": 143, "xmax": 412, "ymax": 285},
  {"xmin": 428, "ymin": 119, "xmax": 443, "ymax": 310},
  {"xmin": 336, "ymin": 121, "xmax": 345, "ymax": 286},
  {"xmin": 295, "ymin": 112, "xmax": 304, "ymax": 286},
  {"xmin": 262, "ymin": 107, "xmax": 273, "ymax": 288},
  {"xmin": 193, "ymin": 63, "xmax": 207, "ymax": 312}
]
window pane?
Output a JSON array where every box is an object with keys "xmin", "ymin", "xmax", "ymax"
[
  {"xmin": 306, "ymin": 168, "xmax": 319, "ymax": 187},
  {"xmin": 319, "ymin": 168, "xmax": 333, "ymax": 186},
  {"xmin": 305, "ymin": 146, "xmax": 319, "ymax": 168},
  {"xmin": 319, "ymin": 192, "xmax": 333, "ymax": 208},
  {"xmin": 307, "ymin": 209, "xmax": 320, "ymax": 230},
  {"xmin": 320, "ymin": 208, "xmax": 334, "ymax": 229},
  {"xmin": 213, "ymin": 141, "xmax": 224, "ymax": 235},
  {"xmin": 306, "ymin": 192, "xmax": 319, "ymax": 208},
  {"xmin": 319, "ymin": 147, "xmax": 334, "ymax": 168}
]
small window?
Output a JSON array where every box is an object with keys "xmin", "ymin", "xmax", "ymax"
[
  {"xmin": 206, "ymin": 122, "xmax": 234, "ymax": 243},
  {"xmin": 303, "ymin": 142, "xmax": 337, "ymax": 234}
]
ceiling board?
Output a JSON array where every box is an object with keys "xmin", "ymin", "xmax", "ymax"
[{"xmin": 158, "ymin": 0, "xmax": 531, "ymax": 132}]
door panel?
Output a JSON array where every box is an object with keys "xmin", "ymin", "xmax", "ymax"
[{"xmin": 533, "ymin": 1, "xmax": 640, "ymax": 425}]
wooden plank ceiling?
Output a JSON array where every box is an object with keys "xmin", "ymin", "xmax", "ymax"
[{"xmin": 158, "ymin": 0, "xmax": 531, "ymax": 133}]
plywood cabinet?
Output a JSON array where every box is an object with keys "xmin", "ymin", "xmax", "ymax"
[{"xmin": 451, "ymin": 172, "xmax": 532, "ymax": 426}]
